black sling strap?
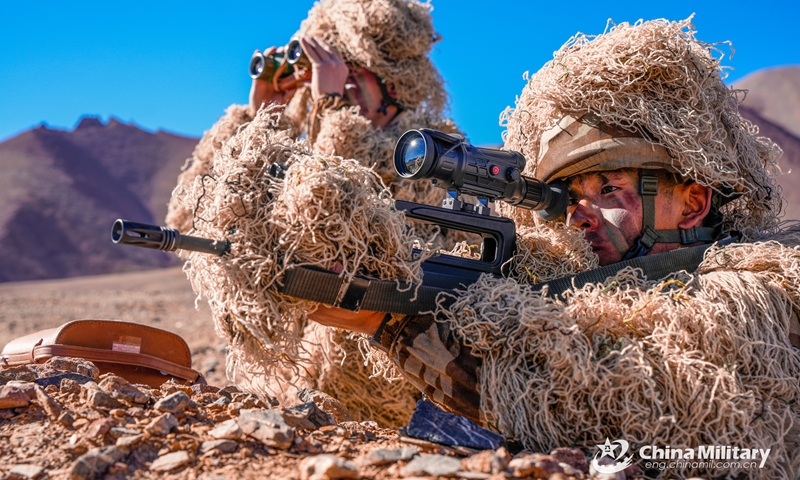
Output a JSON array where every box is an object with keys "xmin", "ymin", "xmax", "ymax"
[{"xmin": 276, "ymin": 242, "xmax": 719, "ymax": 315}]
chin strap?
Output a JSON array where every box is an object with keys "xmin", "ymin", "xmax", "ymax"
[
  {"xmin": 376, "ymin": 79, "xmax": 404, "ymax": 116},
  {"xmin": 622, "ymin": 170, "xmax": 718, "ymax": 261}
]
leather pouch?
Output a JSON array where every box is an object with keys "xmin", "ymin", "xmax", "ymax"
[{"xmin": 1, "ymin": 319, "xmax": 203, "ymax": 388}]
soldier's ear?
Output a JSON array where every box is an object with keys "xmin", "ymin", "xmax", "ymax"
[{"xmin": 677, "ymin": 182, "xmax": 712, "ymax": 229}]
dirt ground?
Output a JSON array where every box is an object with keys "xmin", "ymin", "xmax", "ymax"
[{"xmin": 0, "ymin": 267, "xmax": 227, "ymax": 387}]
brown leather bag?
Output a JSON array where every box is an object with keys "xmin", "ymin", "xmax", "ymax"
[{"xmin": 1, "ymin": 319, "xmax": 203, "ymax": 388}]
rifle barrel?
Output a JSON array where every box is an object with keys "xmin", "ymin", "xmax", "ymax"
[{"xmin": 111, "ymin": 219, "xmax": 230, "ymax": 256}]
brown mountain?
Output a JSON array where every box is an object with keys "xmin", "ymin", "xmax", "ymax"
[
  {"xmin": 0, "ymin": 117, "xmax": 198, "ymax": 282},
  {"xmin": 734, "ymin": 66, "xmax": 800, "ymax": 138},
  {"xmin": 738, "ymin": 106, "xmax": 800, "ymax": 221},
  {"xmin": 734, "ymin": 66, "xmax": 800, "ymax": 221}
]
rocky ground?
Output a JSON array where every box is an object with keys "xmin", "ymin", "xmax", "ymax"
[
  {"xmin": 0, "ymin": 356, "xmax": 640, "ymax": 480},
  {"xmin": 0, "ymin": 268, "xmax": 706, "ymax": 480}
]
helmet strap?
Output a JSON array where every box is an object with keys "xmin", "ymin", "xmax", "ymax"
[
  {"xmin": 622, "ymin": 169, "xmax": 718, "ymax": 261},
  {"xmin": 377, "ymin": 79, "xmax": 404, "ymax": 116}
]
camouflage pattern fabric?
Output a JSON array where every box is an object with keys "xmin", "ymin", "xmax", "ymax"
[{"xmin": 371, "ymin": 312, "xmax": 483, "ymax": 423}]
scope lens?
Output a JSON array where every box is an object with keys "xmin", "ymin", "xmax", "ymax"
[
  {"xmin": 287, "ymin": 40, "xmax": 303, "ymax": 63},
  {"xmin": 400, "ymin": 131, "xmax": 427, "ymax": 176}
]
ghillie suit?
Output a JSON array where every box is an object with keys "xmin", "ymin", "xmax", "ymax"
[
  {"xmin": 166, "ymin": 0, "xmax": 458, "ymax": 426},
  {"xmin": 371, "ymin": 17, "xmax": 800, "ymax": 479},
  {"xmin": 174, "ymin": 107, "xmax": 435, "ymax": 425}
]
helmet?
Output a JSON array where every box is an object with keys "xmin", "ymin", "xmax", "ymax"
[
  {"xmin": 297, "ymin": 0, "xmax": 446, "ymax": 115},
  {"xmin": 501, "ymin": 17, "xmax": 783, "ymax": 243}
]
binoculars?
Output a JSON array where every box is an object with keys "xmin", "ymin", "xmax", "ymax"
[{"xmin": 249, "ymin": 39, "xmax": 312, "ymax": 83}]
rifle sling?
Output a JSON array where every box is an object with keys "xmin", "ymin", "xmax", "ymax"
[{"xmin": 277, "ymin": 243, "xmax": 716, "ymax": 315}]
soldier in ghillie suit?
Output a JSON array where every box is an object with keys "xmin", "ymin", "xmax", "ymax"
[
  {"xmin": 166, "ymin": 0, "xmax": 459, "ymax": 427},
  {"xmin": 310, "ymin": 17, "xmax": 800, "ymax": 478}
]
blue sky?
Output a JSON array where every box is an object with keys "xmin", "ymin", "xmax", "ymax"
[{"xmin": 2, "ymin": 1, "xmax": 798, "ymax": 146}]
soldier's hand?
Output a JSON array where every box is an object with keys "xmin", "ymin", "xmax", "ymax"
[
  {"xmin": 300, "ymin": 37, "xmax": 349, "ymax": 100},
  {"xmin": 248, "ymin": 46, "xmax": 297, "ymax": 116},
  {"xmin": 307, "ymin": 305, "xmax": 384, "ymax": 335}
]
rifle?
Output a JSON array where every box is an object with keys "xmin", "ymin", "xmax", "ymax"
[{"xmin": 112, "ymin": 129, "xmax": 569, "ymax": 314}]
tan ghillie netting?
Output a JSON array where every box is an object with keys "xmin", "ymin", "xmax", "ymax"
[
  {"xmin": 174, "ymin": 108, "xmax": 433, "ymax": 422},
  {"xmin": 436, "ymin": 231, "xmax": 800, "ymax": 478},
  {"xmin": 297, "ymin": 0, "xmax": 446, "ymax": 115},
  {"xmin": 499, "ymin": 16, "xmax": 784, "ymax": 240},
  {"xmin": 506, "ymin": 224, "xmax": 598, "ymax": 284},
  {"xmin": 166, "ymin": 107, "xmax": 458, "ymax": 426},
  {"xmin": 165, "ymin": 1, "xmax": 456, "ymax": 426},
  {"xmin": 419, "ymin": 16, "xmax": 800, "ymax": 478}
]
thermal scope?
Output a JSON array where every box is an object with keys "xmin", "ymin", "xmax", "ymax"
[{"xmin": 393, "ymin": 129, "xmax": 568, "ymax": 220}]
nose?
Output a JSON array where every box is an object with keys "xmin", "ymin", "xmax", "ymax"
[{"xmin": 568, "ymin": 199, "xmax": 600, "ymax": 230}]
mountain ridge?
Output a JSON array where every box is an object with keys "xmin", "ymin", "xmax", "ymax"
[{"xmin": 0, "ymin": 116, "xmax": 198, "ymax": 282}]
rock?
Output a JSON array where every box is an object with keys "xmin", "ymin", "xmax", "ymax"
[
  {"xmin": 199, "ymin": 474, "xmax": 232, "ymax": 480},
  {"xmin": 367, "ymin": 446, "xmax": 419, "ymax": 465},
  {"xmin": 508, "ymin": 453, "xmax": 564, "ymax": 478},
  {"xmin": 297, "ymin": 388, "xmax": 353, "ymax": 423},
  {"xmin": 73, "ymin": 418, "xmax": 89, "ymax": 429},
  {"xmin": 58, "ymin": 411, "xmax": 76, "ymax": 427},
  {"xmin": 8, "ymin": 464, "xmax": 45, "ymax": 479},
  {"xmin": 282, "ymin": 402, "xmax": 336, "ymax": 430},
  {"xmin": 209, "ymin": 419, "xmax": 242, "ymax": 440},
  {"xmin": 98, "ymin": 375, "xmax": 149, "ymax": 404},
  {"xmin": 116, "ymin": 434, "xmax": 145, "ymax": 447},
  {"xmin": 299, "ymin": 454, "xmax": 360, "ymax": 480},
  {"xmin": 33, "ymin": 384, "xmax": 63, "ymax": 417},
  {"xmin": 457, "ymin": 473, "xmax": 492, "ymax": 480},
  {"xmin": 548, "ymin": 473, "xmax": 570, "ymax": 480},
  {"xmin": 43, "ymin": 357, "xmax": 99, "ymax": 380},
  {"xmin": 461, "ymin": 448, "xmax": 509, "ymax": 474},
  {"xmin": 154, "ymin": 391, "xmax": 193, "ymax": 414},
  {"xmin": 406, "ymin": 400, "xmax": 505, "ymax": 450},
  {"xmin": 551, "ymin": 447, "xmax": 589, "ymax": 473},
  {"xmin": 69, "ymin": 445, "xmax": 129, "ymax": 480},
  {"xmin": 85, "ymin": 388, "xmax": 123, "ymax": 410},
  {"xmin": 200, "ymin": 439, "xmax": 239, "ymax": 455},
  {"xmin": 85, "ymin": 418, "xmax": 116, "ymax": 439},
  {"xmin": 150, "ymin": 451, "xmax": 191, "ymax": 472},
  {"xmin": 558, "ymin": 463, "xmax": 583, "ymax": 477},
  {"xmin": 145, "ymin": 413, "xmax": 179, "ymax": 436},
  {"xmin": 238, "ymin": 408, "xmax": 295, "ymax": 450},
  {"xmin": 0, "ymin": 385, "xmax": 31, "ymax": 409},
  {"xmin": 0, "ymin": 365, "xmax": 37, "ymax": 383},
  {"xmin": 35, "ymin": 373, "xmax": 96, "ymax": 389},
  {"xmin": 191, "ymin": 383, "xmax": 220, "ymax": 395},
  {"xmin": 108, "ymin": 427, "xmax": 140, "ymax": 438},
  {"xmin": 401, "ymin": 454, "xmax": 462, "ymax": 477}
]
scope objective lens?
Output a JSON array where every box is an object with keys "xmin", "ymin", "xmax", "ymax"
[{"xmin": 401, "ymin": 131, "xmax": 427, "ymax": 176}]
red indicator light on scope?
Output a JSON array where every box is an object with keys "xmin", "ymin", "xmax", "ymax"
[{"xmin": 490, "ymin": 165, "xmax": 500, "ymax": 175}]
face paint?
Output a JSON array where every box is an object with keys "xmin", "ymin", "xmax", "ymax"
[{"xmin": 599, "ymin": 207, "xmax": 632, "ymax": 230}]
